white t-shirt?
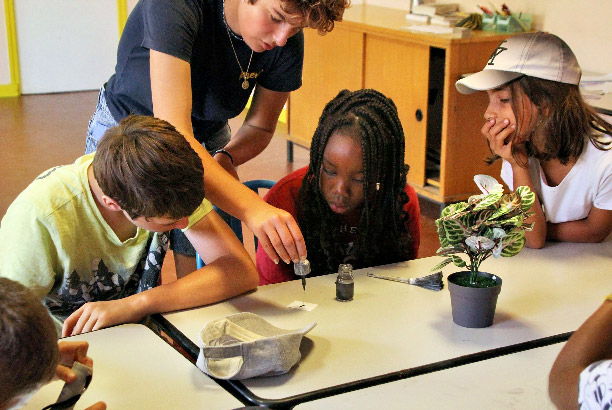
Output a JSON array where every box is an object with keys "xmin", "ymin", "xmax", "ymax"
[{"xmin": 501, "ymin": 139, "xmax": 612, "ymax": 223}]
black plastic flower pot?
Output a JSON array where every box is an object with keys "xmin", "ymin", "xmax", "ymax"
[{"xmin": 447, "ymin": 271, "xmax": 502, "ymax": 328}]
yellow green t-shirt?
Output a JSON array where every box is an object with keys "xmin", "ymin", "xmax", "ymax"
[{"xmin": 0, "ymin": 154, "xmax": 211, "ymax": 325}]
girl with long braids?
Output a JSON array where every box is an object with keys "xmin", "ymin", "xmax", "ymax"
[{"xmin": 257, "ymin": 89, "xmax": 421, "ymax": 284}]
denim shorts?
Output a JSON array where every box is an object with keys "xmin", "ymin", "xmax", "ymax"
[
  {"xmin": 85, "ymin": 86, "xmax": 231, "ymax": 257},
  {"xmin": 85, "ymin": 86, "xmax": 117, "ymax": 155},
  {"xmin": 85, "ymin": 86, "xmax": 231, "ymax": 154}
]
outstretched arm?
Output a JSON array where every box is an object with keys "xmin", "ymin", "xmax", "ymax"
[
  {"xmin": 149, "ymin": 50, "xmax": 306, "ymax": 264},
  {"xmin": 220, "ymin": 85, "xmax": 289, "ymax": 168},
  {"xmin": 549, "ymin": 298, "xmax": 612, "ymax": 409},
  {"xmin": 62, "ymin": 210, "xmax": 259, "ymax": 336}
]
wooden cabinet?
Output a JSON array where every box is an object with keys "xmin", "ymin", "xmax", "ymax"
[
  {"xmin": 287, "ymin": 28, "xmax": 363, "ymax": 148},
  {"xmin": 364, "ymin": 35, "xmax": 430, "ymax": 187},
  {"xmin": 287, "ymin": 5, "xmax": 513, "ymax": 204}
]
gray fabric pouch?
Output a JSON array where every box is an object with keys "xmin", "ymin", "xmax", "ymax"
[{"xmin": 196, "ymin": 312, "xmax": 316, "ymax": 380}]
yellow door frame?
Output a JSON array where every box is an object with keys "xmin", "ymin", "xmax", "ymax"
[
  {"xmin": 0, "ymin": 0, "xmax": 19, "ymax": 97},
  {"xmin": 0, "ymin": 0, "xmax": 285, "ymax": 123},
  {"xmin": 117, "ymin": 0, "xmax": 128, "ymax": 36},
  {"xmin": 0, "ymin": 0, "xmax": 128, "ymax": 98}
]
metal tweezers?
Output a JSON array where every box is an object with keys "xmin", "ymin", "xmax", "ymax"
[{"xmin": 366, "ymin": 272, "xmax": 412, "ymax": 284}]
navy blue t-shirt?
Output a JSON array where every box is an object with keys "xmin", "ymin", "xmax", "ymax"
[{"xmin": 104, "ymin": 0, "xmax": 304, "ymax": 140}]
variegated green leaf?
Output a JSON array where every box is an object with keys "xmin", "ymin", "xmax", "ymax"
[
  {"xmin": 436, "ymin": 245, "xmax": 464, "ymax": 256},
  {"xmin": 473, "ymin": 192, "xmax": 504, "ymax": 211},
  {"xmin": 489, "ymin": 193, "xmax": 521, "ymax": 219},
  {"xmin": 501, "ymin": 230, "xmax": 523, "ymax": 244},
  {"xmin": 516, "ymin": 185, "xmax": 536, "ymax": 212},
  {"xmin": 499, "ymin": 213, "xmax": 524, "ymax": 228},
  {"xmin": 438, "ymin": 236, "xmax": 450, "ymax": 249},
  {"xmin": 467, "ymin": 194, "xmax": 485, "ymax": 206},
  {"xmin": 500, "ymin": 231, "xmax": 526, "ymax": 257},
  {"xmin": 440, "ymin": 201, "xmax": 469, "ymax": 218},
  {"xmin": 430, "ymin": 258, "xmax": 454, "ymax": 272},
  {"xmin": 468, "ymin": 209, "xmax": 496, "ymax": 232},
  {"xmin": 521, "ymin": 221, "xmax": 534, "ymax": 231},
  {"xmin": 439, "ymin": 219, "xmax": 467, "ymax": 246},
  {"xmin": 451, "ymin": 255, "xmax": 467, "ymax": 267}
]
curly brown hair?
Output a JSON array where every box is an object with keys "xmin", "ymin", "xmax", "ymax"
[{"xmin": 278, "ymin": 0, "xmax": 350, "ymax": 34}]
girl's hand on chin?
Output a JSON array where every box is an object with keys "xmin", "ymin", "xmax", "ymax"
[{"xmin": 482, "ymin": 118, "xmax": 519, "ymax": 163}]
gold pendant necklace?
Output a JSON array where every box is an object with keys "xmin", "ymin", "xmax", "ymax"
[{"xmin": 223, "ymin": 1, "xmax": 253, "ymax": 90}]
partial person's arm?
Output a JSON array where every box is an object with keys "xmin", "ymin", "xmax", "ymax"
[
  {"xmin": 549, "ymin": 298, "xmax": 612, "ymax": 409},
  {"xmin": 510, "ymin": 161, "xmax": 547, "ymax": 249},
  {"xmin": 547, "ymin": 207, "xmax": 612, "ymax": 243},
  {"xmin": 62, "ymin": 210, "xmax": 259, "ymax": 336},
  {"xmin": 215, "ymin": 85, "xmax": 289, "ymax": 169},
  {"xmin": 482, "ymin": 118, "xmax": 547, "ymax": 248},
  {"xmin": 149, "ymin": 50, "xmax": 306, "ymax": 264},
  {"xmin": 254, "ymin": 171, "xmax": 304, "ymax": 285}
]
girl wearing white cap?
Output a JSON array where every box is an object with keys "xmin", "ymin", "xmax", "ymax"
[{"xmin": 456, "ymin": 32, "xmax": 612, "ymax": 249}]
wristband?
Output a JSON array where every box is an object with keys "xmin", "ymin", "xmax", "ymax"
[{"xmin": 213, "ymin": 149, "xmax": 234, "ymax": 165}]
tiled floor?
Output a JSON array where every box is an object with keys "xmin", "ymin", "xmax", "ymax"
[{"xmin": 0, "ymin": 91, "xmax": 441, "ymax": 281}]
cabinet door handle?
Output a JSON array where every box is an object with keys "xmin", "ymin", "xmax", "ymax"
[{"xmin": 415, "ymin": 109, "xmax": 423, "ymax": 122}]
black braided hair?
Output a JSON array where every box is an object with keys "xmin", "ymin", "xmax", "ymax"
[{"xmin": 297, "ymin": 89, "xmax": 414, "ymax": 275}]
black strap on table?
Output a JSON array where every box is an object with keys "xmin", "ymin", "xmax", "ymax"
[
  {"xmin": 152, "ymin": 312, "xmax": 573, "ymax": 410},
  {"xmin": 150, "ymin": 314, "xmax": 253, "ymax": 406}
]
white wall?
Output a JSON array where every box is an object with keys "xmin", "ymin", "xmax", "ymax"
[
  {"xmin": 1, "ymin": 0, "xmax": 610, "ymax": 93},
  {"xmin": 368, "ymin": 0, "xmax": 612, "ymax": 73},
  {"xmin": 0, "ymin": 3, "xmax": 10, "ymax": 85},
  {"xmin": 14, "ymin": 0, "xmax": 119, "ymax": 94},
  {"xmin": 127, "ymin": 0, "xmax": 138, "ymax": 13}
]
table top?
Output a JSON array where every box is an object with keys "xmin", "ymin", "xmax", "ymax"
[
  {"xmin": 297, "ymin": 342, "xmax": 562, "ymax": 409},
  {"xmin": 163, "ymin": 240, "xmax": 612, "ymax": 403},
  {"xmin": 21, "ymin": 324, "xmax": 243, "ymax": 410}
]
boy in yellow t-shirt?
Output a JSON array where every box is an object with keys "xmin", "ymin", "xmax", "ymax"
[{"xmin": 0, "ymin": 115, "xmax": 258, "ymax": 336}]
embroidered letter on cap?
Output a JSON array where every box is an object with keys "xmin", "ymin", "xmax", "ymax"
[{"xmin": 488, "ymin": 40, "xmax": 508, "ymax": 65}]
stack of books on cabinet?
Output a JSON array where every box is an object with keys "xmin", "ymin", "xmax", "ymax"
[{"xmin": 408, "ymin": 3, "xmax": 463, "ymax": 27}]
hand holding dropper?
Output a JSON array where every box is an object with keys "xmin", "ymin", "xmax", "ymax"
[{"xmin": 294, "ymin": 259, "xmax": 311, "ymax": 291}]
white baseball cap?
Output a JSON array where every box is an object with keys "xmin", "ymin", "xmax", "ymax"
[{"xmin": 456, "ymin": 32, "xmax": 581, "ymax": 94}]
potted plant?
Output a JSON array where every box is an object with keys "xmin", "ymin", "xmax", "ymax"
[{"xmin": 432, "ymin": 175, "xmax": 535, "ymax": 328}]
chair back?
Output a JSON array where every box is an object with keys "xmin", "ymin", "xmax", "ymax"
[{"xmin": 197, "ymin": 179, "xmax": 276, "ymax": 269}]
